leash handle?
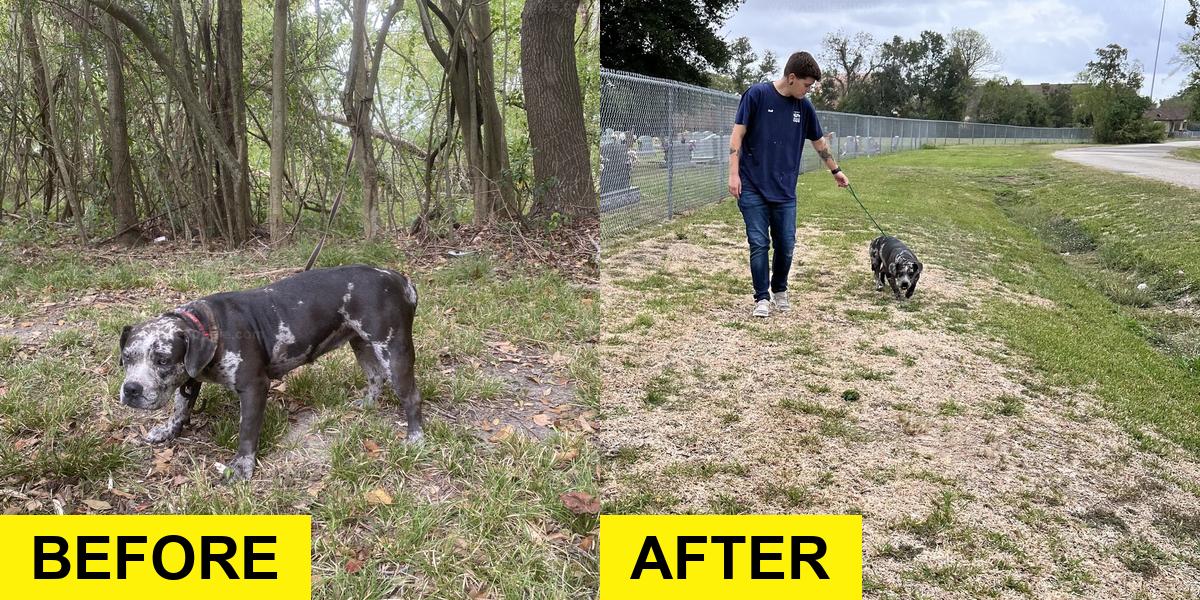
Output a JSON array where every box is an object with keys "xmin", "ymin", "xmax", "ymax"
[{"xmin": 846, "ymin": 183, "xmax": 888, "ymax": 238}]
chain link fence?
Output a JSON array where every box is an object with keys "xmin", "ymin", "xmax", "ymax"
[{"xmin": 599, "ymin": 68, "xmax": 1093, "ymax": 239}]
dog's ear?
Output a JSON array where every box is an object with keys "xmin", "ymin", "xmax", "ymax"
[
  {"xmin": 182, "ymin": 329, "xmax": 217, "ymax": 378},
  {"xmin": 889, "ymin": 258, "xmax": 902, "ymax": 277},
  {"xmin": 119, "ymin": 325, "xmax": 132, "ymax": 366}
]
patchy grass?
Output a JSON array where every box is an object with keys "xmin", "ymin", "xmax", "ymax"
[
  {"xmin": 0, "ymin": 232, "xmax": 598, "ymax": 599},
  {"xmin": 602, "ymin": 143, "xmax": 1200, "ymax": 597}
]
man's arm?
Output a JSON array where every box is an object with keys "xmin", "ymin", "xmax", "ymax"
[
  {"xmin": 728, "ymin": 124, "xmax": 747, "ymax": 198},
  {"xmin": 811, "ymin": 135, "xmax": 849, "ymax": 188}
]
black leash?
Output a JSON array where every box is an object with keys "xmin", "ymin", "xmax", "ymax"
[{"xmin": 846, "ymin": 183, "xmax": 888, "ymax": 237}]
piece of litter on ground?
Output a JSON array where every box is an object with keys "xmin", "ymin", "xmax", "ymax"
[
  {"xmin": 447, "ymin": 250, "xmax": 475, "ymax": 257},
  {"xmin": 1136, "ymin": 283, "xmax": 1148, "ymax": 290}
]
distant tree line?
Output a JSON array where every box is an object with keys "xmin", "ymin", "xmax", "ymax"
[{"xmin": 601, "ymin": 3, "xmax": 1167, "ymax": 142}]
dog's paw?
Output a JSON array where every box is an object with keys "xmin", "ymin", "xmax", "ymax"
[
  {"xmin": 352, "ymin": 397, "xmax": 378, "ymax": 410},
  {"xmin": 221, "ymin": 454, "xmax": 256, "ymax": 482},
  {"xmin": 406, "ymin": 429, "xmax": 425, "ymax": 445},
  {"xmin": 143, "ymin": 424, "xmax": 178, "ymax": 444}
]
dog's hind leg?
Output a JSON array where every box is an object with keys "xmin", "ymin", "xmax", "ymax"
[
  {"xmin": 350, "ymin": 337, "xmax": 387, "ymax": 410},
  {"xmin": 388, "ymin": 329, "xmax": 423, "ymax": 443}
]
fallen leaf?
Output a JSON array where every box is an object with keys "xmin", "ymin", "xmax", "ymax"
[
  {"xmin": 560, "ymin": 491, "xmax": 600, "ymax": 515},
  {"xmin": 532, "ymin": 414, "xmax": 554, "ymax": 427},
  {"xmin": 14, "ymin": 436, "xmax": 39, "ymax": 451},
  {"xmin": 365, "ymin": 488, "xmax": 393, "ymax": 505},
  {"xmin": 577, "ymin": 415, "xmax": 595, "ymax": 433},
  {"xmin": 152, "ymin": 448, "xmax": 174, "ymax": 475},
  {"xmin": 307, "ymin": 482, "xmax": 326, "ymax": 498},
  {"xmin": 345, "ymin": 558, "xmax": 364, "ymax": 574},
  {"xmin": 363, "ymin": 439, "xmax": 382, "ymax": 457},
  {"xmin": 109, "ymin": 489, "xmax": 135, "ymax": 500},
  {"xmin": 553, "ymin": 448, "xmax": 578, "ymax": 465},
  {"xmin": 83, "ymin": 499, "xmax": 112, "ymax": 511},
  {"xmin": 489, "ymin": 424, "xmax": 515, "ymax": 443},
  {"xmin": 578, "ymin": 535, "xmax": 596, "ymax": 552}
]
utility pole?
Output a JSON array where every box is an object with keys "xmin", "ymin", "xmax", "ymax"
[{"xmin": 1150, "ymin": 0, "xmax": 1168, "ymax": 102}]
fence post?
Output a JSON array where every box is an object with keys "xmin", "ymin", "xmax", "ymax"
[{"xmin": 666, "ymin": 87, "xmax": 674, "ymax": 221}]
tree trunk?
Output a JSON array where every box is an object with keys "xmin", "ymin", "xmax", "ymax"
[
  {"xmin": 217, "ymin": 0, "xmax": 252, "ymax": 244},
  {"xmin": 103, "ymin": 13, "xmax": 139, "ymax": 244},
  {"xmin": 269, "ymin": 0, "xmax": 288, "ymax": 240},
  {"xmin": 522, "ymin": 0, "xmax": 596, "ymax": 218},
  {"xmin": 88, "ymin": 0, "xmax": 251, "ymax": 246},
  {"xmin": 472, "ymin": 0, "xmax": 516, "ymax": 218},
  {"xmin": 26, "ymin": 8, "xmax": 87, "ymax": 242},
  {"xmin": 417, "ymin": 0, "xmax": 515, "ymax": 224},
  {"xmin": 345, "ymin": 0, "xmax": 379, "ymax": 239},
  {"xmin": 20, "ymin": 6, "xmax": 55, "ymax": 217}
]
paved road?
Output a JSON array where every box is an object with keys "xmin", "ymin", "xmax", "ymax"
[{"xmin": 1053, "ymin": 140, "xmax": 1200, "ymax": 190}]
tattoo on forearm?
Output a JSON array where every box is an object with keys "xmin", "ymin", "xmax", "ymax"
[{"xmin": 817, "ymin": 148, "xmax": 833, "ymax": 161}]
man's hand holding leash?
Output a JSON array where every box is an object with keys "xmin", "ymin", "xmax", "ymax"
[{"xmin": 812, "ymin": 135, "xmax": 849, "ymax": 188}]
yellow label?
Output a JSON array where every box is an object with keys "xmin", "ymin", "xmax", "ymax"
[
  {"xmin": 0, "ymin": 515, "xmax": 310, "ymax": 598},
  {"xmin": 600, "ymin": 514, "xmax": 862, "ymax": 598}
]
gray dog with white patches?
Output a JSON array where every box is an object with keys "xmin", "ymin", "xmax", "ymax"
[
  {"xmin": 118, "ymin": 264, "xmax": 422, "ymax": 481},
  {"xmin": 869, "ymin": 235, "xmax": 923, "ymax": 300}
]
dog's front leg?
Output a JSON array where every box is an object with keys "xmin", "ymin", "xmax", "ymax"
[
  {"xmin": 226, "ymin": 376, "xmax": 268, "ymax": 481},
  {"xmin": 145, "ymin": 380, "xmax": 201, "ymax": 444},
  {"xmin": 888, "ymin": 275, "xmax": 902, "ymax": 299}
]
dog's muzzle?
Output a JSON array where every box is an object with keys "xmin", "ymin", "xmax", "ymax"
[{"xmin": 120, "ymin": 381, "xmax": 162, "ymax": 410}]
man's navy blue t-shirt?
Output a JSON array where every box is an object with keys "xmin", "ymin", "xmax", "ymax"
[{"xmin": 734, "ymin": 82, "xmax": 823, "ymax": 203}]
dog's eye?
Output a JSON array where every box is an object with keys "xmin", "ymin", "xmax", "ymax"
[{"xmin": 156, "ymin": 357, "xmax": 170, "ymax": 366}]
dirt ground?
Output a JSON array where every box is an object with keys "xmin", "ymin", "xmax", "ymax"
[{"xmin": 601, "ymin": 222, "xmax": 1200, "ymax": 598}]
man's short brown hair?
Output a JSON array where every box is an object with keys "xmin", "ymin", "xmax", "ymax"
[{"xmin": 784, "ymin": 51, "xmax": 821, "ymax": 81}]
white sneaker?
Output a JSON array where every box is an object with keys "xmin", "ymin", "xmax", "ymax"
[
  {"xmin": 773, "ymin": 291, "xmax": 790, "ymax": 312},
  {"xmin": 753, "ymin": 299, "xmax": 771, "ymax": 318}
]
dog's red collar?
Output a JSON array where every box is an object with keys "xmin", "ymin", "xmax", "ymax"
[{"xmin": 176, "ymin": 309, "xmax": 210, "ymax": 339}]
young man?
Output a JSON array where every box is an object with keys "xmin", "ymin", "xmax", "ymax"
[{"xmin": 728, "ymin": 51, "xmax": 849, "ymax": 318}]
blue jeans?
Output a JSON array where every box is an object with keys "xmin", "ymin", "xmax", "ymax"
[{"xmin": 737, "ymin": 184, "xmax": 796, "ymax": 302}]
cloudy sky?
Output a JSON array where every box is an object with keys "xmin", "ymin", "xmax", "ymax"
[{"xmin": 721, "ymin": 0, "xmax": 1194, "ymax": 102}]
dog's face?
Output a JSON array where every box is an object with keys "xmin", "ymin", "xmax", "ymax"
[
  {"xmin": 891, "ymin": 258, "xmax": 923, "ymax": 296},
  {"xmin": 118, "ymin": 317, "xmax": 211, "ymax": 410}
]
